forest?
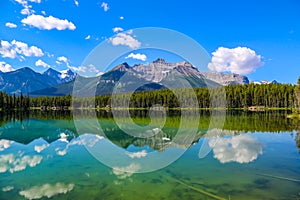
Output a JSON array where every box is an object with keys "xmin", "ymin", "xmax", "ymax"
[{"xmin": 0, "ymin": 82, "xmax": 299, "ymax": 110}]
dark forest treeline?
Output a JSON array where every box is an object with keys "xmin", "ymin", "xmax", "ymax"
[
  {"xmin": 92, "ymin": 84, "xmax": 298, "ymax": 109},
  {"xmin": 0, "ymin": 92, "xmax": 30, "ymax": 110},
  {"xmin": 0, "ymin": 83, "xmax": 299, "ymax": 110}
]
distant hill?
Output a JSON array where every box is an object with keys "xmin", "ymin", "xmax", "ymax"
[{"xmin": 0, "ymin": 67, "xmax": 76, "ymax": 95}]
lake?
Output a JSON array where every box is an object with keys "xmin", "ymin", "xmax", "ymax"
[{"xmin": 0, "ymin": 110, "xmax": 299, "ymax": 200}]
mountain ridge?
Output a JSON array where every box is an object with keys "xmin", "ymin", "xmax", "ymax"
[
  {"xmin": 0, "ymin": 59, "xmax": 274, "ymax": 96},
  {"xmin": 0, "ymin": 67, "xmax": 76, "ymax": 95}
]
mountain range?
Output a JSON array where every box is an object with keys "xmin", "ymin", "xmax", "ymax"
[
  {"xmin": 0, "ymin": 58, "xmax": 267, "ymax": 96},
  {"xmin": 0, "ymin": 68, "xmax": 76, "ymax": 95}
]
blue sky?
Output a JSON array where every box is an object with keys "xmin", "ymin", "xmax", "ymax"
[{"xmin": 0, "ymin": 0, "xmax": 299, "ymax": 83}]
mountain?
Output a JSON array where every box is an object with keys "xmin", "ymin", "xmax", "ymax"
[
  {"xmin": 32, "ymin": 59, "xmax": 220, "ymax": 96},
  {"xmin": 42, "ymin": 68, "xmax": 76, "ymax": 84},
  {"xmin": 202, "ymin": 72, "xmax": 249, "ymax": 86},
  {"xmin": 251, "ymin": 80, "xmax": 279, "ymax": 85},
  {"xmin": 1, "ymin": 60, "xmax": 255, "ymax": 96},
  {"xmin": 0, "ymin": 67, "xmax": 76, "ymax": 95}
]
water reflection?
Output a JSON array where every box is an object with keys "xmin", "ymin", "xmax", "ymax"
[
  {"xmin": 19, "ymin": 183, "xmax": 75, "ymax": 200},
  {"xmin": 208, "ymin": 134, "xmax": 263, "ymax": 163},
  {"xmin": 0, "ymin": 110, "xmax": 299, "ymax": 200}
]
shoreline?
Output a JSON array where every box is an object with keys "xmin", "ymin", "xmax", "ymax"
[{"xmin": 0, "ymin": 107, "xmax": 294, "ymax": 112}]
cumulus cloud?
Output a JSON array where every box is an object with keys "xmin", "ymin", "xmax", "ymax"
[
  {"xmin": 0, "ymin": 62, "xmax": 15, "ymax": 72},
  {"xmin": 0, "ymin": 39, "xmax": 44, "ymax": 59},
  {"xmin": 35, "ymin": 59, "xmax": 50, "ymax": 68},
  {"xmin": 70, "ymin": 134, "xmax": 103, "ymax": 147},
  {"xmin": 68, "ymin": 65, "xmax": 86, "ymax": 73},
  {"xmin": 74, "ymin": 0, "xmax": 79, "ymax": 7},
  {"xmin": 12, "ymin": 40, "xmax": 44, "ymax": 57},
  {"xmin": 101, "ymin": 2, "xmax": 109, "ymax": 12},
  {"xmin": 19, "ymin": 183, "xmax": 74, "ymax": 200},
  {"xmin": 21, "ymin": 14, "xmax": 76, "ymax": 30},
  {"xmin": 126, "ymin": 150, "xmax": 147, "ymax": 158},
  {"xmin": 21, "ymin": 6, "xmax": 32, "ymax": 15},
  {"xmin": 56, "ymin": 56, "xmax": 69, "ymax": 65},
  {"xmin": 0, "ymin": 40, "xmax": 16, "ymax": 58},
  {"xmin": 0, "ymin": 153, "xmax": 43, "ymax": 173},
  {"xmin": 125, "ymin": 53, "xmax": 147, "ymax": 61},
  {"xmin": 15, "ymin": 0, "xmax": 41, "ymax": 15},
  {"xmin": 208, "ymin": 47, "xmax": 264, "ymax": 75},
  {"xmin": 119, "ymin": 16, "xmax": 124, "ymax": 20},
  {"xmin": 2, "ymin": 186, "xmax": 14, "ymax": 192},
  {"xmin": 0, "ymin": 139, "xmax": 14, "ymax": 151},
  {"xmin": 5, "ymin": 22, "xmax": 17, "ymax": 28},
  {"xmin": 34, "ymin": 144, "xmax": 48, "ymax": 153},
  {"xmin": 69, "ymin": 64, "xmax": 100, "ymax": 74},
  {"xmin": 55, "ymin": 148, "xmax": 68, "ymax": 156},
  {"xmin": 109, "ymin": 31, "xmax": 141, "ymax": 49},
  {"xmin": 28, "ymin": 0, "xmax": 41, "ymax": 3},
  {"xmin": 209, "ymin": 134, "xmax": 263, "ymax": 164},
  {"xmin": 112, "ymin": 163, "xmax": 140, "ymax": 179},
  {"xmin": 85, "ymin": 35, "xmax": 91, "ymax": 40},
  {"xmin": 112, "ymin": 27, "xmax": 124, "ymax": 33},
  {"xmin": 56, "ymin": 56, "xmax": 99, "ymax": 75}
]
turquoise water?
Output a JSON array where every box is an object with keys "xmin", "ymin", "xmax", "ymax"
[{"xmin": 0, "ymin": 111, "xmax": 299, "ymax": 200}]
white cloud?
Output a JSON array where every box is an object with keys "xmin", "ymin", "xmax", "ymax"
[
  {"xmin": 28, "ymin": 0, "xmax": 41, "ymax": 3},
  {"xmin": 57, "ymin": 56, "xmax": 69, "ymax": 65},
  {"xmin": 12, "ymin": 40, "xmax": 44, "ymax": 57},
  {"xmin": 70, "ymin": 134, "xmax": 103, "ymax": 147},
  {"xmin": 0, "ymin": 153, "xmax": 43, "ymax": 173},
  {"xmin": 68, "ymin": 66, "xmax": 82, "ymax": 72},
  {"xmin": 109, "ymin": 31, "xmax": 141, "ymax": 49},
  {"xmin": 55, "ymin": 148, "xmax": 68, "ymax": 156},
  {"xmin": 2, "ymin": 186, "xmax": 14, "ymax": 192},
  {"xmin": 41, "ymin": 10, "xmax": 46, "ymax": 15},
  {"xmin": 85, "ymin": 35, "xmax": 91, "ymax": 40},
  {"xmin": 209, "ymin": 134, "xmax": 263, "ymax": 164},
  {"xmin": 19, "ymin": 183, "xmax": 74, "ymax": 200},
  {"xmin": 0, "ymin": 40, "xmax": 17, "ymax": 58},
  {"xmin": 112, "ymin": 163, "xmax": 140, "ymax": 179},
  {"xmin": 101, "ymin": 2, "xmax": 109, "ymax": 12},
  {"xmin": 112, "ymin": 27, "xmax": 124, "ymax": 33},
  {"xmin": 126, "ymin": 150, "xmax": 147, "ymax": 158},
  {"xmin": 0, "ymin": 62, "xmax": 15, "ymax": 72},
  {"xmin": 0, "ymin": 139, "xmax": 14, "ymax": 151},
  {"xmin": 21, "ymin": 14, "xmax": 76, "ymax": 30},
  {"xmin": 21, "ymin": 7, "xmax": 32, "ymax": 15},
  {"xmin": 35, "ymin": 59, "xmax": 50, "ymax": 68},
  {"xmin": 74, "ymin": 0, "xmax": 79, "ymax": 7},
  {"xmin": 15, "ymin": 0, "xmax": 40, "ymax": 15},
  {"xmin": 69, "ymin": 64, "xmax": 100, "ymax": 74},
  {"xmin": 125, "ymin": 53, "xmax": 147, "ymax": 61},
  {"xmin": 5, "ymin": 22, "xmax": 17, "ymax": 28},
  {"xmin": 208, "ymin": 47, "xmax": 264, "ymax": 75},
  {"xmin": 34, "ymin": 144, "xmax": 48, "ymax": 153},
  {"xmin": 120, "ymin": 16, "xmax": 124, "ymax": 20},
  {"xmin": 0, "ymin": 39, "xmax": 44, "ymax": 59}
]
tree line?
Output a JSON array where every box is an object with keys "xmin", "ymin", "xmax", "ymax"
[
  {"xmin": 0, "ymin": 83, "xmax": 299, "ymax": 110},
  {"xmin": 0, "ymin": 92, "xmax": 30, "ymax": 110}
]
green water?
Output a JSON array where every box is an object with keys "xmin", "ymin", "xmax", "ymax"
[{"xmin": 0, "ymin": 111, "xmax": 299, "ymax": 200}]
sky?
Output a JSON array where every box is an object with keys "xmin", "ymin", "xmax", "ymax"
[{"xmin": 0, "ymin": 0, "xmax": 299, "ymax": 83}]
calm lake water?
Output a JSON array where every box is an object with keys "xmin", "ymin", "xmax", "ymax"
[{"xmin": 0, "ymin": 110, "xmax": 299, "ymax": 200}]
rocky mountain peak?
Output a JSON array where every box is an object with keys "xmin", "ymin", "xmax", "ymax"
[
  {"xmin": 152, "ymin": 58, "xmax": 166, "ymax": 64},
  {"xmin": 202, "ymin": 72, "xmax": 249, "ymax": 86},
  {"xmin": 110, "ymin": 62, "xmax": 130, "ymax": 72}
]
